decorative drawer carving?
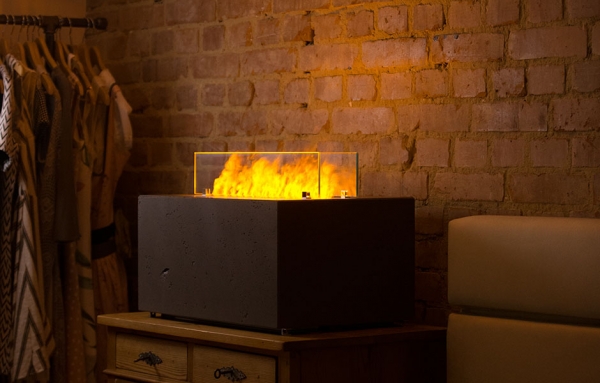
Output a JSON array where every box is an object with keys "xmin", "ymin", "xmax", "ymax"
[
  {"xmin": 192, "ymin": 345, "xmax": 276, "ymax": 383},
  {"xmin": 115, "ymin": 333, "xmax": 188, "ymax": 381}
]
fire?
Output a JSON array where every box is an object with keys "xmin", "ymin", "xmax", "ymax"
[{"xmin": 212, "ymin": 153, "xmax": 356, "ymax": 199}]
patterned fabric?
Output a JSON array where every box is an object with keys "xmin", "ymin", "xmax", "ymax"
[
  {"xmin": 75, "ymin": 87, "xmax": 98, "ymax": 383},
  {"xmin": 0, "ymin": 61, "xmax": 17, "ymax": 376},
  {"xmin": 8, "ymin": 54, "xmax": 52, "ymax": 381}
]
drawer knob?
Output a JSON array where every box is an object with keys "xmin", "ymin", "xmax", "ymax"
[
  {"xmin": 134, "ymin": 351, "xmax": 163, "ymax": 366},
  {"xmin": 214, "ymin": 366, "xmax": 246, "ymax": 381}
]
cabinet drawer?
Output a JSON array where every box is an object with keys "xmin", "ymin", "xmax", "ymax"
[
  {"xmin": 116, "ymin": 333, "xmax": 188, "ymax": 381},
  {"xmin": 193, "ymin": 345, "xmax": 275, "ymax": 383}
]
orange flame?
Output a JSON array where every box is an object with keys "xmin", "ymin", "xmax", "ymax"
[{"xmin": 212, "ymin": 154, "xmax": 356, "ymax": 199}]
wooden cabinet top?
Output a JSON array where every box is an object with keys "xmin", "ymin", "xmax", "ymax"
[{"xmin": 98, "ymin": 312, "xmax": 446, "ymax": 353}]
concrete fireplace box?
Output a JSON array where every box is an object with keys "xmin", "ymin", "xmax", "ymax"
[{"xmin": 138, "ymin": 195, "xmax": 415, "ymax": 333}]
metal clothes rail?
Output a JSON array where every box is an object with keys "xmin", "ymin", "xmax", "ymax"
[{"xmin": 0, "ymin": 15, "xmax": 108, "ymax": 54}]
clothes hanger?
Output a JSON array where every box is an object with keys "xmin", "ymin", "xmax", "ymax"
[
  {"xmin": 77, "ymin": 18, "xmax": 110, "ymax": 105},
  {"xmin": 35, "ymin": 18, "xmax": 58, "ymax": 71},
  {"xmin": 87, "ymin": 18, "xmax": 106, "ymax": 74},
  {"xmin": 54, "ymin": 23, "xmax": 84, "ymax": 97},
  {"xmin": 64, "ymin": 18, "xmax": 92, "ymax": 97}
]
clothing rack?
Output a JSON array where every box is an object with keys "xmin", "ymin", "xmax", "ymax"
[{"xmin": 0, "ymin": 15, "xmax": 107, "ymax": 55}]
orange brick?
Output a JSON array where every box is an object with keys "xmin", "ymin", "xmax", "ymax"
[
  {"xmin": 452, "ymin": 68, "xmax": 486, "ymax": 98},
  {"xmin": 283, "ymin": 140, "xmax": 316, "ymax": 151},
  {"xmin": 168, "ymin": 113, "xmax": 213, "ymax": 137},
  {"xmin": 518, "ymin": 101, "xmax": 548, "ymax": 132},
  {"xmin": 416, "ymin": 138, "xmax": 449, "ymax": 167},
  {"xmin": 149, "ymin": 142, "xmax": 173, "ymax": 167},
  {"xmin": 572, "ymin": 61, "xmax": 600, "ymax": 93},
  {"xmin": 217, "ymin": 0, "xmax": 270, "ymax": 19},
  {"xmin": 227, "ymin": 22, "xmax": 252, "ymax": 49},
  {"xmin": 271, "ymin": 110, "xmax": 328, "ymax": 135},
  {"xmin": 531, "ymin": 139, "xmax": 569, "ymax": 167},
  {"xmin": 282, "ymin": 14, "xmax": 312, "ymax": 43},
  {"xmin": 176, "ymin": 85, "xmax": 198, "ymax": 111},
  {"xmin": 347, "ymin": 10, "xmax": 374, "ymax": 38},
  {"xmin": 138, "ymin": 171, "xmax": 190, "ymax": 195},
  {"xmin": 487, "ymin": 0, "xmax": 519, "ymax": 26},
  {"xmin": 256, "ymin": 18, "xmax": 279, "ymax": 46},
  {"xmin": 150, "ymin": 86, "xmax": 175, "ymax": 110},
  {"xmin": 492, "ymin": 67, "xmax": 525, "ymax": 97},
  {"xmin": 203, "ymin": 25, "xmax": 225, "ymax": 51},
  {"xmin": 363, "ymin": 38, "xmax": 427, "ymax": 68},
  {"xmin": 572, "ymin": 137, "xmax": 600, "ymax": 167},
  {"xmin": 274, "ymin": 0, "xmax": 328, "ymax": 13},
  {"xmin": 174, "ymin": 29, "xmax": 199, "ymax": 54},
  {"xmin": 253, "ymin": 80, "xmax": 280, "ymax": 105},
  {"xmin": 491, "ymin": 139, "xmax": 525, "ymax": 167},
  {"xmin": 360, "ymin": 171, "xmax": 428, "ymax": 199},
  {"xmin": 527, "ymin": 65, "xmax": 564, "ymax": 95},
  {"xmin": 313, "ymin": 13, "xmax": 342, "ymax": 41},
  {"xmin": 152, "ymin": 30, "xmax": 173, "ymax": 55},
  {"xmin": 256, "ymin": 140, "xmax": 282, "ymax": 152},
  {"xmin": 416, "ymin": 238, "xmax": 447, "ymax": 270},
  {"xmin": 415, "ymin": 69, "xmax": 448, "ymax": 98},
  {"xmin": 317, "ymin": 141, "xmax": 344, "ymax": 152},
  {"xmin": 130, "ymin": 114, "xmax": 163, "ymax": 138},
  {"xmin": 315, "ymin": 76, "xmax": 342, "ymax": 102},
  {"xmin": 349, "ymin": 141, "xmax": 378, "ymax": 168},
  {"xmin": 193, "ymin": 54, "xmax": 239, "ymax": 78},
  {"xmin": 128, "ymin": 30, "xmax": 151, "ymax": 58},
  {"xmin": 508, "ymin": 173, "xmax": 589, "ymax": 204},
  {"xmin": 240, "ymin": 111, "xmax": 268, "ymax": 136},
  {"xmin": 448, "ymin": 1, "xmax": 481, "ymax": 29},
  {"xmin": 378, "ymin": 6, "xmax": 408, "ymax": 34},
  {"xmin": 454, "ymin": 139, "xmax": 487, "ymax": 168},
  {"xmin": 166, "ymin": 0, "xmax": 215, "ymax": 25},
  {"xmin": 299, "ymin": 44, "xmax": 357, "ymax": 71},
  {"xmin": 241, "ymin": 48, "xmax": 295, "ymax": 75},
  {"xmin": 595, "ymin": 173, "xmax": 600, "ymax": 204},
  {"xmin": 594, "ymin": 22, "xmax": 600, "ymax": 55},
  {"xmin": 379, "ymin": 137, "xmax": 408, "ymax": 166},
  {"xmin": 552, "ymin": 98, "xmax": 600, "ymax": 131},
  {"xmin": 284, "ymin": 78, "xmax": 310, "ymax": 104},
  {"xmin": 566, "ymin": 0, "xmax": 600, "ymax": 19},
  {"xmin": 508, "ymin": 26, "xmax": 587, "ymax": 59},
  {"xmin": 432, "ymin": 33, "xmax": 504, "ymax": 63},
  {"xmin": 526, "ymin": 0, "xmax": 562, "ymax": 23},
  {"xmin": 156, "ymin": 58, "xmax": 188, "ymax": 81},
  {"xmin": 472, "ymin": 103, "xmax": 518, "ymax": 132},
  {"xmin": 331, "ymin": 107, "xmax": 394, "ymax": 134},
  {"xmin": 381, "ymin": 72, "xmax": 412, "ymax": 100},
  {"xmin": 228, "ymin": 81, "xmax": 254, "ymax": 106},
  {"xmin": 216, "ymin": 112, "xmax": 241, "ymax": 137},
  {"xmin": 129, "ymin": 141, "xmax": 147, "ymax": 168},
  {"xmin": 414, "ymin": 4, "xmax": 444, "ymax": 31},
  {"xmin": 348, "ymin": 75, "xmax": 376, "ymax": 101},
  {"xmin": 416, "ymin": 206, "xmax": 444, "ymax": 235},
  {"xmin": 202, "ymin": 83, "xmax": 225, "ymax": 106},
  {"xmin": 434, "ymin": 173, "xmax": 504, "ymax": 201},
  {"xmin": 398, "ymin": 104, "xmax": 470, "ymax": 132}
]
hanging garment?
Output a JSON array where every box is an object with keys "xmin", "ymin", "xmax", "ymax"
[
  {"xmin": 8, "ymin": 54, "xmax": 52, "ymax": 382},
  {"xmin": 90, "ymin": 69, "xmax": 131, "ymax": 383},
  {"xmin": 0, "ymin": 59, "xmax": 18, "ymax": 377},
  {"xmin": 74, "ymin": 84, "xmax": 98, "ymax": 383}
]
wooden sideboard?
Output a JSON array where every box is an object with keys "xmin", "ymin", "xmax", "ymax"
[{"xmin": 98, "ymin": 312, "xmax": 446, "ymax": 383}]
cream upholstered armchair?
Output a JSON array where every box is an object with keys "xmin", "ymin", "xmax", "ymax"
[{"xmin": 447, "ymin": 215, "xmax": 600, "ymax": 383}]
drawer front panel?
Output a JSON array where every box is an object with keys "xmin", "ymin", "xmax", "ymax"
[
  {"xmin": 116, "ymin": 333, "xmax": 188, "ymax": 380},
  {"xmin": 193, "ymin": 345, "xmax": 276, "ymax": 383}
]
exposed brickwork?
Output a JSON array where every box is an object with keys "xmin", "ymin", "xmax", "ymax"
[
  {"xmin": 415, "ymin": 69, "xmax": 448, "ymax": 98},
  {"xmin": 530, "ymin": 139, "xmax": 569, "ymax": 167},
  {"xmin": 381, "ymin": 72, "xmax": 411, "ymax": 100},
  {"xmin": 508, "ymin": 173, "xmax": 589, "ymax": 204},
  {"xmin": 95, "ymin": 0, "xmax": 600, "ymax": 327},
  {"xmin": 415, "ymin": 138, "xmax": 449, "ymax": 167},
  {"xmin": 508, "ymin": 26, "xmax": 587, "ymax": 59},
  {"xmin": 414, "ymin": 4, "xmax": 444, "ymax": 31},
  {"xmin": 527, "ymin": 65, "xmax": 564, "ymax": 95},
  {"xmin": 378, "ymin": 6, "xmax": 408, "ymax": 34},
  {"xmin": 527, "ymin": 0, "xmax": 562, "ymax": 24},
  {"xmin": 348, "ymin": 75, "xmax": 376, "ymax": 101},
  {"xmin": 452, "ymin": 68, "xmax": 486, "ymax": 98},
  {"xmin": 432, "ymin": 33, "xmax": 504, "ymax": 63},
  {"xmin": 448, "ymin": 1, "xmax": 481, "ymax": 29},
  {"xmin": 315, "ymin": 76, "xmax": 342, "ymax": 102},
  {"xmin": 332, "ymin": 107, "xmax": 394, "ymax": 134},
  {"xmin": 486, "ymin": 0, "xmax": 520, "ymax": 26}
]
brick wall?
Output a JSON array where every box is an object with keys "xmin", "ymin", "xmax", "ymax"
[{"xmin": 87, "ymin": 0, "xmax": 600, "ymax": 326}]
